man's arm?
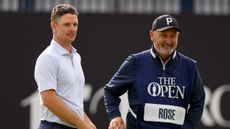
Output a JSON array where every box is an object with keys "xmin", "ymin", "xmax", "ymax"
[
  {"xmin": 104, "ymin": 55, "xmax": 136, "ymax": 120},
  {"xmin": 181, "ymin": 65, "xmax": 205, "ymax": 129},
  {"xmin": 41, "ymin": 89, "xmax": 93, "ymax": 129},
  {"xmin": 84, "ymin": 113, "xmax": 97, "ymax": 129}
]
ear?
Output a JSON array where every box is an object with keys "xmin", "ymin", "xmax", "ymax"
[
  {"xmin": 149, "ymin": 30, "xmax": 154, "ymax": 41},
  {"xmin": 50, "ymin": 21, "xmax": 56, "ymax": 33}
]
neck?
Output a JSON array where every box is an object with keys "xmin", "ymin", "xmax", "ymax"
[
  {"xmin": 53, "ymin": 38, "xmax": 72, "ymax": 53},
  {"xmin": 160, "ymin": 56, "xmax": 170, "ymax": 63}
]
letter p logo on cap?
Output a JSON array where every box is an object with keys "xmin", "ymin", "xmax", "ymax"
[{"xmin": 166, "ymin": 18, "xmax": 173, "ymax": 25}]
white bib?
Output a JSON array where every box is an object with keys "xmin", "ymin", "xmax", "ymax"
[{"xmin": 144, "ymin": 103, "xmax": 186, "ymax": 125}]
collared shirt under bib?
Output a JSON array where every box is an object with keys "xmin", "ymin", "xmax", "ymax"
[{"xmin": 34, "ymin": 40, "xmax": 85, "ymax": 128}]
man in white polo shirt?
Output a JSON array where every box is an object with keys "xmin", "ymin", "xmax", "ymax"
[{"xmin": 34, "ymin": 4, "xmax": 96, "ymax": 129}]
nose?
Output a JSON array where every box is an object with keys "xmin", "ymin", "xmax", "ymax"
[
  {"xmin": 165, "ymin": 37, "xmax": 173, "ymax": 44},
  {"xmin": 70, "ymin": 24, "xmax": 77, "ymax": 32}
]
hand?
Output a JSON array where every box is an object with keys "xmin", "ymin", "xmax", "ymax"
[{"xmin": 108, "ymin": 117, "xmax": 125, "ymax": 129}]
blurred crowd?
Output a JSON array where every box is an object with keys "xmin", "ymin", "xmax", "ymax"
[{"xmin": 0, "ymin": 0, "xmax": 230, "ymax": 15}]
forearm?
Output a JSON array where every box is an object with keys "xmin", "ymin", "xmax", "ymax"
[
  {"xmin": 104, "ymin": 54, "xmax": 136, "ymax": 120},
  {"xmin": 181, "ymin": 90, "xmax": 205, "ymax": 128},
  {"xmin": 84, "ymin": 113, "xmax": 97, "ymax": 129},
  {"xmin": 41, "ymin": 90, "xmax": 89, "ymax": 129},
  {"xmin": 104, "ymin": 88, "xmax": 122, "ymax": 120},
  {"xmin": 181, "ymin": 103, "xmax": 204, "ymax": 129},
  {"xmin": 84, "ymin": 113, "xmax": 92, "ymax": 124},
  {"xmin": 181, "ymin": 65, "xmax": 205, "ymax": 129}
]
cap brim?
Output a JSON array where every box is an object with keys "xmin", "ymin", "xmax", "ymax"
[{"xmin": 156, "ymin": 26, "xmax": 181, "ymax": 32}]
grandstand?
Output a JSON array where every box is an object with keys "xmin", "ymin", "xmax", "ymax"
[{"xmin": 0, "ymin": 0, "xmax": 230, "ymax": 15}]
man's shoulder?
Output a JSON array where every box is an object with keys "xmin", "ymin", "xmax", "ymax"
[
  {"xmin": 36, "ymin": 46, "xmax": 59, "ymax": 62},
  {"xmin": 177, "ymin": 52, "xmax": 197, "ymax": 64},
  {"xmin": 132, "ymin": 49, "xmax": 151, "ymax": 57},
  {"xmin": 124, "ymin": 49, "xmax": 151, "ymax": 62}
]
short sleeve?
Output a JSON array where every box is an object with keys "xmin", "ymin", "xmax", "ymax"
[{"xmin": 34, "ymin": 54, "xmax": 58, "ymax": 93}]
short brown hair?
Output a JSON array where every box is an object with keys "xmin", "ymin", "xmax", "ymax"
[{"xmin": 51, "ymin": 4, "xmax": 78, "ymax": 22}]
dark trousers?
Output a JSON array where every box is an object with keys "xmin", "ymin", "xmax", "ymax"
[{"xmin": 38, "ymin": 120, "xmax": 77, "ymax": 129}]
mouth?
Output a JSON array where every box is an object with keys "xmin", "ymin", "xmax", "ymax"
[
  {"xmin": 67, "ymin": 33, "xmax": 76, "ymax": 38},
  {"xmin": 162, "ymin": 44, "xmax": 173, "ymax": 50}
]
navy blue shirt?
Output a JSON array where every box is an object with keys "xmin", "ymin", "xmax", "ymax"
[{"xmin": 104, "ymin": 49, "xmax": 205, "ymax": 129}]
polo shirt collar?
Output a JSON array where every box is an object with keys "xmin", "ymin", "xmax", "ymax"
[{"xmin": 51, "ymin": 39, "xmax": 77, "ymax": 55}]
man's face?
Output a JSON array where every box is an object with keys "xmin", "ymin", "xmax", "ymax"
[
  {"xmin": 52, "ymin": 13, "xmax": 78, "ymax": 44},
  {"xmin": 150, "ymin": 28, "xmax": 179, "ymax": 59}
]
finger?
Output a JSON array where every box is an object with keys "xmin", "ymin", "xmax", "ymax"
[
  {"xmin": 117, "ymin": 122, "xmax": 124, "ymax": 129},
  {"xmin": 109, "ymin": 122, "xmax": 117, "ymax": 129},
  {"xmin": 112, "ymin": 122, "xmax": 117, "ymax": 127},
  {"xmin": 109, "ymin": 125, "xmax": 118, "ymax": 129},
  {"xmin": 120, "ymin": 123, "xmax": 125, "ymax": 129},
  {"xmin": 108, "ymin": 124, "xmax": 113, "ymax": 129},
  {"xmin": 117, "ymin": 121, "xmax": 124, "ymax": 129}
]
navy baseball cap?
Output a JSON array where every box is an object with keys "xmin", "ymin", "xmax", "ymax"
[{"xmin": 152, "ymin": 14, "xmax": 181, "ymax": 32}]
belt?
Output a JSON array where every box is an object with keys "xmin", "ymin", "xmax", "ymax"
[{"xmin": 41, "ymin": 120, "xmax": 77, "ymax": 129}]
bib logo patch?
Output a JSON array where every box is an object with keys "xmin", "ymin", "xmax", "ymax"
[{"xmin": 147, "ymin": 77, "xmax": 185, "ymax": 99}]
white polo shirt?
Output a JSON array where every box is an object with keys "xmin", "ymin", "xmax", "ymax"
[{"xmin": 34, "ymin": 40, "xmax": 85, "ymax": 127}]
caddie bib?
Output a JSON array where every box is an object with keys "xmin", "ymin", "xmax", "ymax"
[{"xmin": 135, "ymin": 50, "xmax": 190, "ymax": 129}]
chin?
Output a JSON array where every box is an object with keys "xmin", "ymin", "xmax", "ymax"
[
  {"xmin": 69, "ymin": 39, "xmax": 76, "ymax": 43},
  {"xmin": 160, "ymin": 50, "xmax": 172, "ymax": 56}
]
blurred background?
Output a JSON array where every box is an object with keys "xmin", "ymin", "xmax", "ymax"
[
  {"xmin": 1, "ymin": 0, "xmax": 230, "ymax": 15},
  {"xmin": 0, "ymin": 0, "xmax": 230, "ymax": 129}
]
